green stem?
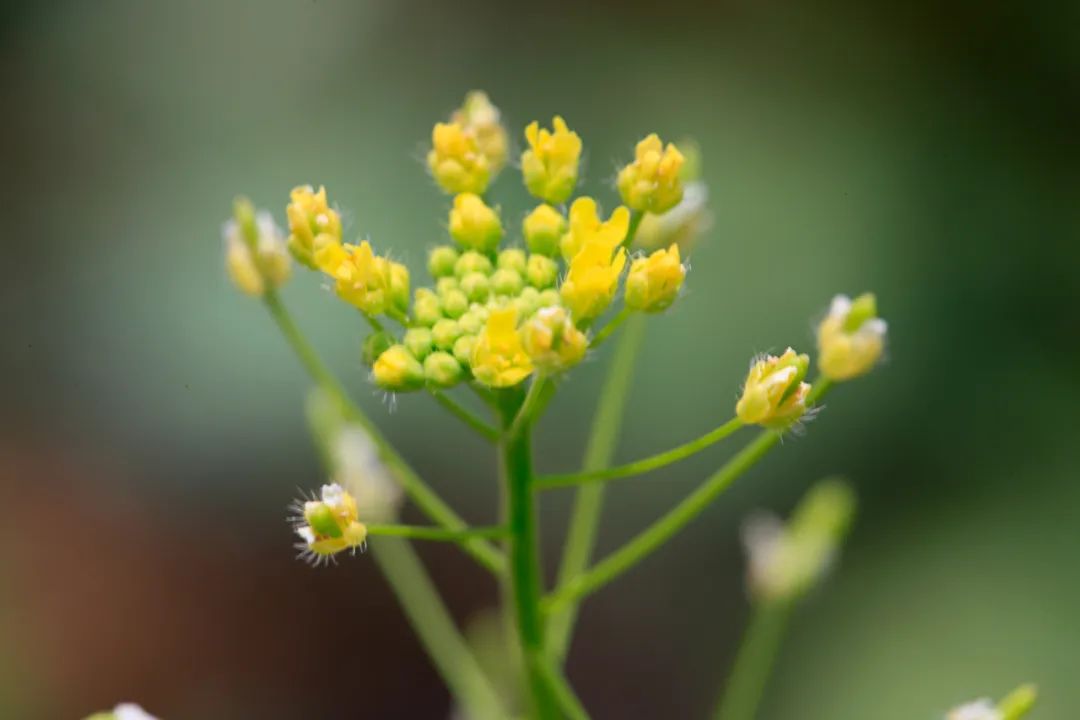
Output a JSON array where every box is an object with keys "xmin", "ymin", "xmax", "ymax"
[
  {"xmin": 365, "ymin": 313, "xmax": 387, "ymax": 334},
  {"xmin": 713, "ymin": 600, "xmax": 793, "ymax": 720},
  {"xmin": 589, "ymin": 307, "xmax": 631, "ymax": 349},
  {"xmin": 498, "ymin": 394, "xmax": 559, "ymax": 719},
  {"xmin": 371, "ymin": 538, "xmax": 507, "ymax": 720},
  {"xmin": 432, "ymin": 390, "xmax": 499, "ymax": 442},
  {"xmin": 544, "ymin": 428, "xmax": 782, "ymax": 615},
  {"xmin": 508, "ymin": 376, "xmax": 549, "ymax": 438},
  {"xmin": 536, "ymin": 655, "xmax": 591, "ymax": 720},
  {"xmin": 621, "ymin": 209, "xmax": 645, "ymax": 249},
  {"xmin": 546, "ymin": 313, "xmax": 647, "ymax": 660},
  {"xmin": 263, "ymin": 290, "xmax": 506, "ymax": 575},
  {"xmin": 537, "ymin": 418, "xmax": 744, "ymax": 490},
  {"xmin": 367, "ymin": 524, "xmax": 509, "ymax": 542}
]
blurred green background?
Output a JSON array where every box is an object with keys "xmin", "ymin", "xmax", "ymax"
[{"xmin": 2, "ymin": 1, "xmax": 1078, "ymax": 718}]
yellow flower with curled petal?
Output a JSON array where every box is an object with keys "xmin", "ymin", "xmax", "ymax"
[
  {"xmin": 816, "ymin": 293, "xmax": 887, "ymax": 381},
  {"xmin": 559, "ymin": 197, "xmax": 630, "ymax": 262},
  {"xmin": 291, "ymin": 483, "xmax": 368, "ymax": 565},
  {"xmin": 617, "ymin": 134, "xmax": 685, "ymax": 213},
  {"xmin": 451, "ymin": 90, "xmax": 509, "ymax": 175},
  {"xmin": 736, "ymin": 348, "xmax": 811, "ymax": 430},
  {"xmin": 521, "ymin": 116, "xmax": 582, "ymax": 205},
  {"xmin": 625, "ymin": 244, "xmax": 686, "ymax": 313},
  {"xmin": 286, "ymin": 185, "xmax": 342, "ymax": 268},
  {"xmin": 315, "ymin": 240, "xmax": 394, "ymax": 316},
  {"xmin": 471, "ymin": 307, "xmax": 534, "ymax": 388},
  {"xmin": 427, "ymin": 122, "xmax": 491, "ymax": 195}
]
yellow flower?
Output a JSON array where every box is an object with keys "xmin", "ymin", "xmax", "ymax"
[
  {"xmin": 625, "ymin": 244, "xmax": 686, "ymax": 312},
  {"xmin": 286, "ymin": 185, "xmax": 342, "ymax": 268},
  {"xmin": 617, "ymin": 134, "xmax": 685, "ymax": 213},
  {"xmin": 223, "ymin": 201, "xmax": 291, "ymax": 297},
  {"xmin": 449, "ymin": 193, "xmax": 503, "ymax": 252},
  {"xmin": 735, "ymin": 348, "xmax": 811, "ymax": 430},
  {"xmin": 521, "ymin": 116, "xmax": 582, "ymax": 204},
  {"xmin": 427, "ymin": 122, "xmax": 491, "ymax": 195},
  {"xmin": 635, "ymin": 182, "xmax": 711, "ymax": 251},
  {"xmin": 292, "ymin": 483, "xmax": 369, "ymax": 565},
  {"xmin": 522, "ymin": 305, "xmax": 587, "ymax": 373},
  {"xmin": 816, "ymin": 293, "xmax": 887, "ymax": 381},
  {"xmin": 451, "ymin": 90, "xmax": 509, "ymax": 175},
  {"xmin": 559, "ymin": 197, "xmax": 630, "ymax": 262},
  {"xmin": 523, "ymin": 204, "xmax": 567, "ymax": 257},
  {"xmin": 471, "ymin": 307, "xmax": 534, "ymax": 387},
  {"xmin": 372, "ymin": 344, "xmax": 425, "ymax": 391},
  {"xmin": 314, "ymin": 240, "xmax": 396, "ymax": 316}
]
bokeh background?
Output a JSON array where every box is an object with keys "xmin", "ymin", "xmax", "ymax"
[{"xmin": 2, "ymin": 1, "xmax": 1078, "ymax": 718}]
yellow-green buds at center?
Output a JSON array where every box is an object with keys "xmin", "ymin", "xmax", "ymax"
[
  {"xmin": 286, "ymin": 185, "xmax": 342, "ymax": 268},
  {"xmin": 736, "ymin": 348, "xmax": 811, "ymax": 430},
  {"xmin": 292, "ymin": 483, "xmax": 369, "ymax": 565},
  {"xmin": 449, "ymin": 193, "xmax": 503, "ymax": 253},
  {"xmin": 523, "ymin": 204, "xmax": 567, "ymax": 257},
  {"xmin": 315, "ymin": 241, "xmax": 409, "ymax": 317},
  {"xmin": 522, "ymin": 305, "xmax": 588, "ymax": 373},
  {"xmin": 428, "ymin": 122, "xmax": 491, "ymax": 196},
  {"xmin": 223, "ymin": 198, "xmax": 291, "ymax": 297},
  {"xmin": 559, "ymin": 198, "xmax": 630, "ymax": 323},
  {"xmin": 617, "ymin": 134, "xmax": 686, "ymax": 214},
  {"xmin": 522, "ymin": 116, "xmax": 583, "ymax": 205},
  {"xmin": 816, "ymin": 293, "xmax": 887, "ymax": 382},
  {"xmin": 625, "ymin": 244, "xmax": 686, "ymax": 313},
  {"xmin": 471, "ymin": 307, "xmax": 534, "ymax": 388},
  {"xmin": 372, "ymin": 344, "xmax": 425, "ymax": 392}
]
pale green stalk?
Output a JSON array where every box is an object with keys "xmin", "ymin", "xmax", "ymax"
[
  {"xmin": 589, "ymin": 307, "xmax": 631, "ymax": 349},
  {"xmin": 367, "ymin": 524, "xmax": 509, "ymax": 542},
  {"xmin": 263, "ymin": 290, "xmax": 505, "ymax": 574},
  {"xmin": 713, "ymin": 599, "xmax": 793, "ymax": 720},
  {"xmin": 536, "ymin": 656, "xmax": 591, "ymax": 720},
  {"xmin": 546, "ymin": 313, "xmax": 647, "ymax": 660},
  {"xmin": 537, "ymin": 417, "xmax": 744, "ymax": 490},
  {"xmin": 431, "ymin": 390, "xmax": 499, "ymax": 441}
]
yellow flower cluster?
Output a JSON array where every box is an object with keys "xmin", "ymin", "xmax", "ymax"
[
  {"xmin": 625, "ymin": 244, "xmax": 685, "ymax": 313},
  {"xmin": 223, "ymin": 198, "xmax": 291, "ymax": 297},
  {"xmin": 286, "ymin": 185, "xmax": 342, "ymax": 268},
  {"xmin": 315, "ymin": 240, "xmax": 409, "ymax": 317},
  {"xmin": 521, "ymin": 116, "xmax": 583, "ymax": 205},
  {"xmin": 427, "ymin": 92, "xmax": 509, "ymax": 196},
  {"xmin": 292, "ymin": 483, "xmax": 369, "ymax": 564},
  {"xmin": 617, "ymin": 134, "xmax": 686, "ymax": 214}
]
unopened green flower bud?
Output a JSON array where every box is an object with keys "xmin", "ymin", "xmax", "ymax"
[
  {"xmin": 537, "ymin": 288, "xmax": 560, "ymax": 307},
  {"xmin": 449, "ymin": 193, "xmax": 503, "ymax": 253},
  {"xmin": 454, "ymin": 250, "xmax": 493, "ymax": 278},
  {"xmin": 460, "ymin": 271, "xmax": 491, "ymax": 302},
  {"xmin": 736, "ymin": 348, "xmax": 811, "ymax": 430},
  {"xmin": 817, "ymin": 293, "xmax": 887, "ymax": 382},
  {"xmin": 372, "ymin": 345, "xmax": 424, "ymax": 391},
  {"xmin": 458, "ymin": 308, "xmax": 485, "ymax": 335},
  {"xmin": 997, "ymin": 684, "xmax": 1038, "ymax": 720},
  {"xmin": 413, "ymin": 288, "xmax": 443, "ymax": 326},
  {"xmin": 362, "ymin": 331, "xmax": 396, "ymax": 366},
  {"xmin": 436, "ymin": 276, "xmax": 459, "ymax": 295},
  {"xmin": 497, "ymin": 248, "xmax": 527, "ymax": 275},
  {"xmin": 389, "ymin": 263, "xmax": 410, "ymax": 314},
  {"xmin": 525, "ymin": 254, "xmax": 559, "ymax": 289},
  {"xmin": 523, "ymin": 204, "xmax": 566, "ymax": 256},
  {"xmin": 442, "ymin": 288, "xmax": 469, "ymax": 318},
  {"xmin": 428, "ymin": 245, "xmax": 460, "ymax": 278},
  {"xmin": 432, "ymin": 318, "xmax": 463, "ymax": 349},
  {"xmin": 403, "ymin": 327, "xmax": 434, "ymax": 360},
  {"xmin": 522, "ymin": 305, "xmax": 587, "ymax": 373},
  {"xmin": 491, "ymin": 267, "xmax": 524, "ymax": 296},
  {"xmin": 424, "ymin": 351, "xmax": 464, "ymax": 388},
  {"xmin": 453, "ymin": 335, "xmax": 477, "ymax": 366}
]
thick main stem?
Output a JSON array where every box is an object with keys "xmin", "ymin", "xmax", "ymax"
[
  {"xmin": 713, "ymin": 599, "xmax": 793, "ymax": 720},
  {"xmin": 498, "ymin": 394, "xmax": 558, "ymax": 719}
]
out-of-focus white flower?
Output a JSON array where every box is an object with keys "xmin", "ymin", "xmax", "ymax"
[
  {"xmin": 947, "ymin": 699, "xmax": 1001, "ymax": 720},
  {"xmin": 334, "ymin": 426, "xmax": 403, "ymax": 522}
]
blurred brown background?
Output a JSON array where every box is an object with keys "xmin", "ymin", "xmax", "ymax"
[{"xmin": 2, "ymin": 0, "xmax": 1078, "ymax": 718}]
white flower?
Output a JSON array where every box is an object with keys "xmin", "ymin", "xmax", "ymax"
[
  {"xmin": 113, "ymin": 703, "xmax": 160, "ymax": 720},
  {"xmin": 334, "ymin": 427, "xmax": 403, "ymax": 522},
  {"xmin": 947, "ymin": 699, "xmax": 1002, "ymax": 720}
]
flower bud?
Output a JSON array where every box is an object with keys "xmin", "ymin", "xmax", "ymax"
[
  {"xmin": 292, "ymin": 483, "xmax": 369, "ymax": 564},
  {"xmin": 427, "ymin": 122, "xmax": 490, "ymax": 195},
  {"xmin": 497, "ymin": 248, "xmax": 528, "ymax": 275},
  {"xmin": 460, "ymin": 271, "xmax": 491, "ymax": 303},
  {"xmin": 471, "ymin": 307, "xmax": 534, "ymax": 388},
  {"xmin": 449, "ymin": 193, "xmax": 503, "ymax": 253},
  {"xmin": 634, "ymin": 182, "xmax": 711, "ymax": 251},
  {"xmin": 451, "ymin": 90, "xmax": 509, "ymax": 176},
  {"xmin": 452, "ymin": 335, "xmax": 476, "ymax": 366},
  {"xmin": 996, "ymin": 685, "xmax": 1038, "ymax": 720},
  {"xmin": 617, "ymin": 134, "xmax": 685, "ymax": 214},
  {"xmin": 625, "ymin": 244, "xmax": 686, "ymax": 313},
  {"xmin": 413, "ymin": 288, "xmax": 443, "ymax": 326},
  {"xmin": 362, "ymin": 331, "xmax": 396, "ymax": 367},
  {"xmin": 491, "ymin": 267, "xmax": 524, "ymax": 296},
  {"xmin": 286, "ymin": 185, "xmax": 342, "ymax": 268},
  {"xmin": 432, "ymin": 318, "xmax": 463, "ymax": 349},
  {"xmin": 816, "ymin": 293, "xmax": 887, "ymax": 381},
  {"xmin": 442, "ymin": 288, "xmax": 469, "ymax": 318},
  {"xmin": 424, "ymin": 351, "xmax": 464, "ymax": 388},
  {"xmin": 223, "ymin": 203, "xmax": 291, "ymax": 297},
  {"xmin": 314, "ymin": 240, "xmax": 397, "ymax": 316},
  {"xmin": 521, "ymin": 116, "xmax": 582, "ymax": 204},
  {"xmin": 735, "ymin": 348, "xmax": 811, "ymax": 430},
  {"xmin": 458, "ymin": 308, "xmax": 485, "ymax": 335},
  {"xmin": 454, "ymin": 250, "xmax": 494, "ymax": 278},
  {"xmin": 436, "ymin": 276, "xmax": 459, "ymax": 295},
  {"xmin": 523, "ymin": 204, "xmax": 567, "ymax": 257},
  {"xmin": 526, "ymin": 254, "xmax": 559, "ymax": 289},
  {"xmin": 428, "ymin": 245, "xmax": 460, "ymax": 278},
  {"xmin": 389, "ymin": 262, "xmax": 410, "ymax": 315},
  {"xmin": 372, "ymin": 345, "xmax": 425, "ymax": 392},
  {"xmin": 403, "ymin": 327, "xmax": 434, "ymax": 360},
  {"xmin": 947, "ymin": 700, "xmax": 1003, "ymax": 720},
  {"xmin": 522, "ymin": 305, "xmax": 587, "ymax": 373}
]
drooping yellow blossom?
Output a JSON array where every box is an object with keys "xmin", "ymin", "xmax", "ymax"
[
  {"xmin": 292, "ymin": 483, "xmax": 368, "ymax": 564},
  {"xmin": 816, "ymin": 293, "xmax": 887, "ymax": 381},
  {"xmin": 735, "ymin": 348, "xmax": 811, "ymax": 430},
  {"xmin": 617, "ymin": 134, "xmax": 686, "ymax": 214},
  {"xmin": 427, "ymin": 122, "xmax": 491, "ymax": 195},
  {"xmin": 315, "ymin": 240, "xmax": 403, "ymax": 316},
  {"xmin": 521, "ymin": 116, "xmax": 582, "ymax": 205},
  {"xmin": 559, "ymin": 197, "xmax": 630, "ymax": 262},
  {"xmin": 522, "ymin": 305, "xmax": 587, "ymax": 373},
  {"xmin": 625, "ymin": 244, "xmax": 686, "ymax": 312},
  {"xmin": 286, "ymin": 185, "xmax": 342, "ymax": 268},
  {"xmin": 451, "ymin": 90, "xmax": 509, "ymax": 175},
  {"xmin": 449, "ymin": 193, "xmax": 503, "ymax": 252},
  {"xmin": 372, "ymin": 344, "xmax": 425, "ymax": 391},
  {"xmin": 471, "ymin": 307, "xmax": 534, "ymax": 387},
  {"xmin": 523, "ymin": 203, "xmax": 567, "ymax": 257},
  {"xmin": 223, "ymin": 200, "xmax": 291, "ymax": 297}
]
